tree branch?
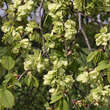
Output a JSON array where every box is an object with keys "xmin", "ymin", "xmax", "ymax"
[{"xmin": 78, "ymin": 12, "xmax": 92, "ymax": 52}]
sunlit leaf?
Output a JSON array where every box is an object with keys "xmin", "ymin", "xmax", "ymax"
[
  {"xmin": 50, "ymin": 93, "xmax": 63, "ymax": 104},
  {"xmin": 96, "ymin": 61, "xmax": 110, "ymax": 71}
]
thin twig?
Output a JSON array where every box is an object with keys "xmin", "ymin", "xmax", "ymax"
[
  {"xmin": 78, "ymin": 13, "xmax": 82, "ymax": 31},
  {"xmin": 64, "ymin": 39, "xmax": 68, "ymax": 56},
  {"xmin": 78, "ymin": 12, "xmax": 92, "ymax": 52},
  {"xmin": 18, "ymin": 70, "xmax": 30, "ymax": 81}
]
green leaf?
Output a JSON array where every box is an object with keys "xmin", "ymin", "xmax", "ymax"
[
  {"xmin": 1, "ymin": 56, "xmax": 15, "ymax": 70},
  {"xmin": 0, "ymin": 89, "xmax": 15, "ymax": 108},
  {"xmin": 24, "ymin": 74, "xmax": 32, "ymax": 86},
  {"xmin": 0, "ymin": 66, "xmax": 5, "ymax": 80},
  {"xmin": 32, "ymin": 76, "xmax": 39, "ymax": 88},
  {"xmin": 50, "ymin": 93, "xmax": 63, "ymax": 104},
  {"xmin": 100, "ymin": 26, "xmax": 107, "ymax": 33},
  {"xmin": 0, "ymin": 47, "xmax": 9, "ymax": 58},
  {"xmin": 55, "ymin": 100, "xmax": 63, "ymax": 110},
  {"xmin": 96, "ymin": 61, "xmax": 110, "ymax": 71},
  {"xmin": 13, "ymin": 80, "xmax": 21, "ymax": 88},
  {"xmin": 2, "ymin": 73, "xmax": 21, "ymax": 88},
  {"xmin": 74, "ymin": 0, "xmax": 85, "ymax": 11},
  {"xmin": 2, "ymin": 74, "xmax": 13, "ymax": 86},
  {"xmin": 87, "ymin": 51, "xmax": 98, "ymax": 63},
  {"xmin": 62, "ymin": 99, "xmax": 69, "ymax": 110},
  {"xmin": 0, "ymin": 105, "xmax": 4, "ymax": 110},
  {"xmin": 107, "ymin": 72, "xmax": 110, "ymax": 83}
]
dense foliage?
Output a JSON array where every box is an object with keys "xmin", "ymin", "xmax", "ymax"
[{"xmin": 0, "ymin": 0, "xmax": 110, "ymax": 110}]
